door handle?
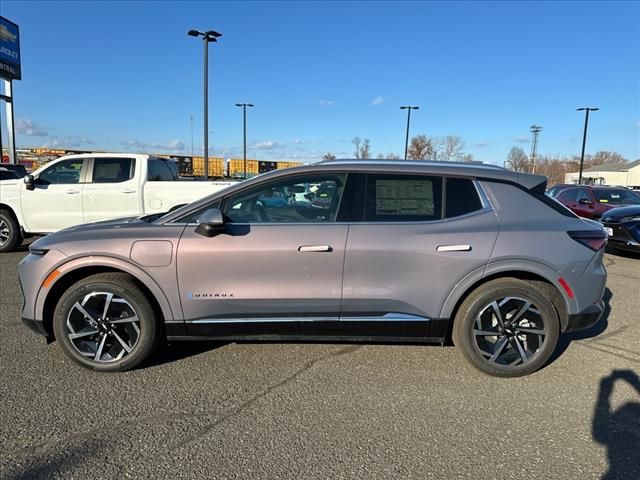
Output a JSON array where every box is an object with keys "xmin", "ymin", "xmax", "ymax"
[
  {"xmin": 121, "ymin": 188, "xmax": 136, "ymax": 193},
  {"xmin": 437, "ymin": 244, "xmax": 471, "ymax": 252},
  {"xmin": 65, "ymin": 189, "xmax": 80, "ymax": 194},
  {"xmin": 298, "ymin": 245, "xmax": 332, "ymax": 252}
]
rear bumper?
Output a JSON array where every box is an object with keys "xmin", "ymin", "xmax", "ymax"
[{"xmin": 565, "ymin": 301, "xmax": 604, "ymax": 333}]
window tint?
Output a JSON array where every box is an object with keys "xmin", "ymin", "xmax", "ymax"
[
  {"xmin": 559, "ymin": 189, "xmax": 579, "ymax": 202},
  {"xmin": 594, "ymin": 188, "xmax": 640, "ymax": 205},
  {"xmin": 365, "ymin": 174, "xmax": 442, "ymax": 222},
  {"xmin": 38, "ymin": 159, "xmax": 84, "ymax": 185},
  {"xmin": 576, "ymin": 189, "xmax": 592, "ymax": 202},
  {"xmin": 148, "ymin": 159, "xmax": 178, "ymax": 181},
  {"xmin": 0, "ymin": 169, "xmax": 18, "ymax": 180},
  {"xmin": 92, "ymin": 158, "xmax": 135, "ymax": 183},
  {"xmin": 225, "ymin": 174, "xmax": 346, "ymax": 223},
  {"xmin": 445, "ymin": 177, "xmax": 483, "ymax": 218}
]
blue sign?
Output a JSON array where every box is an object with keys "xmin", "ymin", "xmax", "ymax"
[{"xmin": 0, "ymin": 16, "xmax": 21, "ymax": 81}]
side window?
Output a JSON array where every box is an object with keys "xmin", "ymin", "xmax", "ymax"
[
  {"xmin": 224, "ymin": 174, "xmax": 347, "ymax": 224},
  {"xmin": 92, "ymin": 158, "xmax": 135, "ymax": 183},
  {"xmin": 445, "ymin": 177, "xmax": 483, "ymax": 218},
  {"xmin": 148, "ymin": 159, "xmax": 178, "ymax": 181},
  {"xmin": 576, "ymin": 189, "xmax": 592, "ymax": 203},
  {"xmin": 365, "ymin": 174, "xmax": 442, "ymax": 222},
  {"xmin": 560, "ymin": 189, "xmax": 579, "ymax": 202},
  {"xmin": 38, "ymin": 159, "xmax": 84, "ymax": 185}
]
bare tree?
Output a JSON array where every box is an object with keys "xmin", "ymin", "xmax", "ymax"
[
  {"xmin": 441, "ymin": 136, "xmax": 465, "ymax": 161},
  {"xmin": 591, "ymin": 151, "xmax": 627, "ymax": 166},
  {"xmin": 407, "ymin": 134, "xmax": 433, "ymax": 160},
  {"xmin": 385, "ymin": 152, "xmax": 400, "ymax": 160},
  {"xmin": 431, "ymin": 137, "xmax": 444, "ymax": 161},
  {"xmin": 321, "ymin": 153, "xmax": 336, "ymax": 161},
  {"xmin": 359, "ymin": 138, "xmax": 371, "ymax": 159},
  {"xmin": 506, "ymin": 146, "xmax": 530, "ymax": 172},
  {"xmin": 351, "ymin": 137, "xmax": 361, "ymax": 159},
  {"xmin": 460, "ymin": 153, "xmax": 476, "ymax": 163}
]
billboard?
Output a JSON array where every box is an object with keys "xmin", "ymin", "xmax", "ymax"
[{"xmin": 0, "ymin": 17, "xmax": 21, "ymax": 81}]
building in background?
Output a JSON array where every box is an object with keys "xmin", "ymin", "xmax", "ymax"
[{"xmin": 565, "ymin": 160, "xmax": 640, "ymax": 189}]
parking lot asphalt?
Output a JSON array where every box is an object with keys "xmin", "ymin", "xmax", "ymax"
[{"xmin": 1, "ymin": 248, "xmax": 639, "ymax": 480}]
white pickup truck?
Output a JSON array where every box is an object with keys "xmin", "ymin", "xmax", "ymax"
[{"xmin": 0, "ymin": 153, "xmax": 235, "ymax": 252}]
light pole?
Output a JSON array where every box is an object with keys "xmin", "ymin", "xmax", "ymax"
[
  {"xmin": 235, "ymin": 103, "xmax": 254, "ymax": 178},
  {"xmin": 400, "ymin": 106, "xmax": 419, "ymax": 160},
  {"xmin": 577, "ymin": 107, "xmax": 599, "ymax": 184},
  {"xmin": 188, "ymin": 29, "xmax": 222, "ymax": 180},
  {"xmin": 529, "ymin": 125, "xmax": 542, "ymax": 173},
  {"xmin": 189, "ymin": 116, "xmax": 194, "ymax": 157}
]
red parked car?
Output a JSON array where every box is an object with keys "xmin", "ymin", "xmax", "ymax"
[{"xmin": 547, "ymin": 185, "xmax": 640, "ymax": 219}]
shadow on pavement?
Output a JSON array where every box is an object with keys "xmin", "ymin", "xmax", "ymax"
[
  {"xmin": 592, "ymin": 370, "xmax": 640, "ymax": 480},
  {"xmin": 548, "ymin": 287, "xmax": 612, "ymax": 365},
  {"xmin": 142, "ymin": 340, "xmax": 229, "ymax": 369}
]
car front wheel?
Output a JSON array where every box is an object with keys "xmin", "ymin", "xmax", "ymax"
[
  {"xmin": 53, "ymin": 273, "xmax": 161, "ymax": 372},
  {"xmin": 453, "ymin": 278, "xmax": 560, "ymax": 377}
]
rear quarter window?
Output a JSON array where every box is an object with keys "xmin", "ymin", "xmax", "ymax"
[{"xmin": 445, "ymin": 177, "xmax": 483, "ymax": 218}]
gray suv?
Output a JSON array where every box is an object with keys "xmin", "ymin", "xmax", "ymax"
[{"xmin": 19, "ymin": 160, "xmax": 607, "ymax": 377}]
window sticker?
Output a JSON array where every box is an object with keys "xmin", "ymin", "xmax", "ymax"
[{"xmin": 375, "ymin": 179, "xmax": 434, "ymax": 215}]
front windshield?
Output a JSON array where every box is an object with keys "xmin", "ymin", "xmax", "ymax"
[{"xmin": 594, "ymin": 189, "xmax": 640, "ymax": 205}]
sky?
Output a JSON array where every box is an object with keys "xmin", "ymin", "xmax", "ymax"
[{"xmin": 1, "ymin": 0, "xmax": 639, "ymax": 165}]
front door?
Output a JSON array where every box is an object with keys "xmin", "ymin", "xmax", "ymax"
[
  {"xmin": 176, "ymin": 172, "xmax": 349, "ymax": 337},
  {"xmin": 20, "ymin": 158, "xmax": 86, "ymax": 233},
  {"xmin": 341, "ymin": 174, "xmax": 498, "ymax": 339}
]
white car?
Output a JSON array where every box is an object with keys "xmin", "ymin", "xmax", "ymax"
[{"xmin": 0, "ymin": 153, "xmax": 235, "ymax": 252}]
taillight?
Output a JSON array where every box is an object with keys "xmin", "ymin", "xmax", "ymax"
[{"xmin": 568, "ymin": 230, "xmax": 607, "ymax": 251}]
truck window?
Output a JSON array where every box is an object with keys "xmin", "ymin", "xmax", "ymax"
[
  {"xmin": 38, "ymin": 159, "xmax": 84, "ymax": 185},
  {"xmin": 148, "ymin": 158, "xmax": 178, "ymax": 181},
  {"xmin": 92, "ymin": 158, "xmax": 135, "ymax": 183}
]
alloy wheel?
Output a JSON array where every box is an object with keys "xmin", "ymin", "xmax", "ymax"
[
  {"xmin": 473, "ymin": 297, "xmax": 548, "ymax": 367},
  {"xmin": 66, "ymin": 291, "xmax": 141, "ymax": 363},
  {"xmin": 0, "ymin": 219, "xmax": 9, "ymax": 246}
]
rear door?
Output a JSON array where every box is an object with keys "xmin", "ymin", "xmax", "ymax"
[
  {"xmin": 340, "ymin": 173, "xmax": 498, "ymax": 339},
  {"xmin": 82, "ymin": 157, "xmax": 141, "ymax": 223}
]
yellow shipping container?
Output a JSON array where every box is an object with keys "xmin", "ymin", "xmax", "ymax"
[
  {"xmin": 228, "ymin": 159, "xmax": 259, "ymax": 177},
  {"xmin": 191, "ymin": 157, "xmax": 225, "ymax": 178},
  {"xmin": 276, "ymin": 161, "xmax": 303, "ymax": 170}
]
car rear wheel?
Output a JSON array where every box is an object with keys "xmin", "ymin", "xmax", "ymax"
[
  {"xmin": 0, "ymin": 210, "xmax": 22, "ymax": 253},
  {"xmin": 53, "ymin": 273, "xmax": 161, "ymax": 372},
  {"xmin": 453, "ymin": 278, "xmax": 560, "ymax": 377}
]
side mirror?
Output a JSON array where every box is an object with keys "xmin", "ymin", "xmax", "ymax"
[
  {"xmin": 578, "ymin": 198, "xmax": 592, "ymax": 205},
  {"xmin": 24, "ymin": 174, "xmax": 35, "ymax": 191},
  {"xmin": 195, "ymin": 208, "xmax": 225, "ymax": 237}
]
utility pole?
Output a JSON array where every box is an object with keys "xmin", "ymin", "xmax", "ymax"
[
  {"xmin": 529, "ymin": 125, "xmax": 542, "ymax": 173},
  {"xmin": 400, "ymin": 106, "xmax": 419, "ymax": 160},
  {"xmin": 189, "ymin": 116, "xmax": 194, "ymax": 157},
  {"xmin": 577, "ymin": 107, "xmax": 599, "ymax": 184}
]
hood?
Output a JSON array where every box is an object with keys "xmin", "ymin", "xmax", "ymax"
[
  {"xmin": 601, "ymin": 205, "xmax": 640, "ymax": 222},
  {"xmin": 58, "ymin": 216, "xmax": 146, "ymax": 233}
]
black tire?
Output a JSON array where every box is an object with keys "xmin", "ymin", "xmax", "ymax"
[
  {"xmin": 453, "ymin": 278, "xmax": 560, "ymax": 377},
  {"xmin": 53, "ymin": 273, "xmax": 162, "ymax": 372},
  {"xmin": 0, "ymin": 209, "xmax": 22, "ymax": 253}
]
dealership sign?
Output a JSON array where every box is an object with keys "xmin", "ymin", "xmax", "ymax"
[{"xmin": 0, "ymin": 17, "xmax": 21, "ymax": 81}]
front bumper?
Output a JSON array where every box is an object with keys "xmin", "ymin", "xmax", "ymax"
[
  {"xmin": 21, "ymin": 316, "xmax": 50, "ymax": 339},
  {"xmin": 565, "ymin": 301, "xmax": 605, "ymax": 333}
]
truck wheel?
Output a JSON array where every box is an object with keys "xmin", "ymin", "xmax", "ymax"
[
  {"xmin": 453, "ymin": 278, "xmax": 560, "ymax": 377},
  {"xmin": 0, "ymin": 210, "xmax": 22, "ymax": 253},
  {"xmin": 53, "ymin": 273, "xmax": 162, "ymax": 372}
]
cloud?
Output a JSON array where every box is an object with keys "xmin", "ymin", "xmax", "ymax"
[
  {"xmin": 16, "ymin": 118, "xmax": 48, "ymax": 136},
  {"xmin": 513, "ymin": 136, "xmax": 529, "ymax": 144},
  {"xmin": 253, "ymin": 140, "xmax": 282, "ymax": 150},
  {"xmin": 122, "ymin": 139, "xmax": 185, "ymax": 152},
  {"xmin": 291, "ymin": 139, "xmax": 303, "ymax": 145},
  {"xmin": 472, "ymin": 142, "xmax": 488, "ymax": 148},
  {"xmin": 318, "ymin": 99, "xmax": 335, "ymax": 107},
  {"xmin": 371, "ymin": 96, "xmax": 385, "ymax": 106},
  {"xmin": 41, "ymin": 136, "xmax": 94, "ymax": 148}
]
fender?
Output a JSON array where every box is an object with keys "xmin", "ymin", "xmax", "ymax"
[
  {"xmin": 34, "ymin": 254, "xmax": 178, "ymax": 323},
  {"xmin": 439, "ymin": 258, "xmax": 577, "ymax": 320}
]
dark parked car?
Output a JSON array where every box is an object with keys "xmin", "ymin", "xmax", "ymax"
[
  {"xmin": 0, "ymin": 164, "xmax": 28, "ymax": 178},
  {"xmin": 0, "ymin": 167, "xmax": 19, "ymax": 181},
  {"xmin": 548, "ymin": 185, "xmax": 640, "ymax": 219},
  {"xmin": 19, "ymin": 160, "xmax": 607, "ymax": 377},
  {"xmin": 601, "ymin": 205, "xmax": 640, "ymax": 253}
]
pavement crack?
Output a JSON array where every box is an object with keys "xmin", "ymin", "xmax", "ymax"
[{"xmin": 168, "ymin": 344, "xmax": 362, "ymax": 451}]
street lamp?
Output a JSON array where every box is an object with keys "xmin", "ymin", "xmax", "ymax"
[
  {"xmin": 576, "ymin": 107, "xmax": 599, "ymax": 184},
  {"xmin": 400, "ymin": 106, "xmax": 419, "ymax": 160},
  {"xmin": 235, "ymin": 103, "xmax": 255, "ymax": 178},
  {"xmin": 529, "ymin": 125, "xmax": 543, "ymax": 173},
  {"xmin": 188, "ymin": 28, "xmax": 222, "ymax": 180}
]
